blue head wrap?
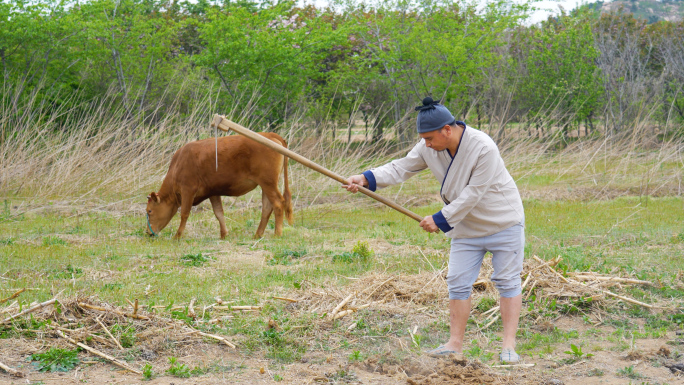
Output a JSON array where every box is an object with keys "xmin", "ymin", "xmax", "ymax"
[{"xmin": 415, "ymin": 97, "xmax": 459, "ymax": 133}]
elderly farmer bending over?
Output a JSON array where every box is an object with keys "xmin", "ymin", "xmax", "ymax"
[{"xmin": 343, "ymin": 97, "xmax": 525, "ymax": 363}]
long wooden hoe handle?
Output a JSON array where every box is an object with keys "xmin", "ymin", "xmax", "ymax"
[{"xmin": 211, "ymin": 114, "xmax": 423, "ymax": 222}]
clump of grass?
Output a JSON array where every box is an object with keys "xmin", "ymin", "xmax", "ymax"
[
  {"xmin": 181, "ymin": 253, "xmax": 210, "ymax": 267},
  {"xmin": 142, "ymin": 363, "xmax": 155, "ymax": 380},
  {"xmin": 476, "ymin": 297, "xmax": 497, "ymax": 313},
  {"xmin": 261, "ymin": 328, "xmax": 306, "ymax": 362},
  {"xmin": 563, "ymin": 343, "xmax": 593, "ymax": 362},
  {"xmin": 587, "ymin": 368, "xmax": 604, "ymax": 376},
  {"xmin": 348, "ymin": 350, "xmax": 363, "ymax": 362},
  {"xmin": 352, "ymin": 241, "xmax": 374, "ymax": 261},
  {"xmin": 110, "ymin": 323, "xmax": 136, "ymax": 348},
  {"xmin": 165, "ymin": 357, "xmax": 203, "ymax": 377},
  {"xmin": 268, "ymin": 249, "xmax": 307, "ymax": 266},
  {"xmin": 30, "ymin": 348, "xmax": 79, "ymax": 372},
  {"xmin": 616, "ymin": 365, "xmax": 643, "ymax": 379},
  {"xmin": 52, "ymin": 264, "xmax": 82, "ymax": 279},
  {"xmin": 332, "ymin": 241, "xmax": 374, "ymax": 263},
  {"xmin": 42, "ymin": 236, "xmax": 67, "ymax": 246}
]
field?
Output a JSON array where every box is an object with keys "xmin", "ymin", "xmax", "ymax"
[{"xmin": 1, "ymin": 133, "xmax": 684, "ymax": 384}]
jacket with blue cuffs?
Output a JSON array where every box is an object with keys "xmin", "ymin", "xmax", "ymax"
[{"xmin": 362, "ymin": 126, "xmax": 524, "ymax": 239}]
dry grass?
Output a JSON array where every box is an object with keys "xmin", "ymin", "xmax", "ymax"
[{"xmin": 1, "ymin": 80, "xmax": 682, "ymax": 210}]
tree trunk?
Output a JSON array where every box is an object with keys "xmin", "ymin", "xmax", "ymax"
[
  {"xmin": 372, "ymin": 117, "xmax": 383, "ymax": 143},
  {"xmin": 347, "ymin": 104, "xmax": 353, "ymax": 144}
]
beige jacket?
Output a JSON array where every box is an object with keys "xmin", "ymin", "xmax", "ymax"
[{"xmin": 362, "ymin": 127, "xmax": 524, "ymax": 238}]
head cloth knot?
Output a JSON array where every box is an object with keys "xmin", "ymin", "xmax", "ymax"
[{"xmin": 415, "ymin": 96, "xmax": 441, "ymax": 111}]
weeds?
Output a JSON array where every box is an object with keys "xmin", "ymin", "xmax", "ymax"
[
  {"xmin": 348, "ymin": 350, "xmax": 363, "ymax": 362},
  {"xmin": 181, "ymin": 253, "xmax": 210, "ymax": 267},
  {"xmin": 166, "ymin": 357, "xmax": 204, "ymax": 378},
  {"xmin": 564, "ymin": 344, "xmax": 593, "ymax": 360},
  {"xmin": 617, "ymin": 365, "xmax": 643, "ymax": 379},
  {"xmin": 268, "ymin": 249, "xmax": 307, "ymax": 266},
  {"xmin": 332, "ymin": 241, "xmax": 374, "ymax": 264},
  {"xmin": 30, "ymin": 348, "xmax": 79, "ymax": 372},
  {"xmin": 110, "ymin": 323, "xmax": 136, "ymax": 348},
  {"xmin": 42, "ymin": 236, "xmax": 67, "ymax": 246},
  {"xmin": 476, "ymin": 297, "xmax": 497, "ymax": 313},
  {"xmin": 261, "ymin": 328, "xmax": 306, "ymax": 362},
  {"xmin": 142, "ymin": 363, "xmax": 154, "ymax": 380},
  {"xmin": 465, "ymin": 345, "xmax": 494, "ymax": 362}
]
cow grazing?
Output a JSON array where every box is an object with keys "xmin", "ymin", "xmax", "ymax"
[{"xmin": 146, "ymin": 133, "xmax": 294, "ymax": 239}]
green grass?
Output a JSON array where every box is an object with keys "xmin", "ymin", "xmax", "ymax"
[{"xmin": 1, "ymin": 195, "xmax": 683, "ymax": 367}]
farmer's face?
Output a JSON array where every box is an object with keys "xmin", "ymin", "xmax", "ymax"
[{"xmin": 420, "ymin": 126, "xmax": 451, "ymax": 151}]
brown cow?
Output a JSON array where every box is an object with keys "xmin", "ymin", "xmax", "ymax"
[{"xmin": 145, "ymin": 133, "xmax": 293, "ymax": 239}]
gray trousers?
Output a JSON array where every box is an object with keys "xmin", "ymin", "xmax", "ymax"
[{"xmin": 446, "ymin": 222, "xmax": 525, "ymax": 300}]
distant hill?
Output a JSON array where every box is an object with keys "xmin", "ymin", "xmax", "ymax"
[{"xmin": 582, "ymin": 0, "xmax": 684, "ymax": 23}]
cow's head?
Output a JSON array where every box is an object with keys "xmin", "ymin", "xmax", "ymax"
[{"xmin": 145, "ymin": 192, "xmax": 175, "ymax": 236}]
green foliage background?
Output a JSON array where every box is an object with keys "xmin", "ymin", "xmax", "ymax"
[{"xmin": 2, "ymin": 0, "xmax": 684, "ymax": 140}]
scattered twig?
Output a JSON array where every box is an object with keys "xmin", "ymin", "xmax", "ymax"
[
  {"xmin": 95, "ymin": 318, "xmax": 124, "ymax": 351},
  {"xmin": 78, "ymin": 302, "xmax": 150, "ymax": 320},
  {"xmin": 188, "ymin": 298, "xmax": 196, "ymax": 319},
  {"xmin": 53, "ymin": 329, "xmax": 142, "ymax": 374},
  {"xmin": 0, "ymin": 360, "xmax": 24, "ymax": 377},
  {"xmin": 2, "ymin": 297, "xmax": 58, "ymax": 324},
  {"xmin": 183, "ymin": 329, "xmax": 236, "ymax": 349},
  {"xmin": 491, "ymin": 363, "xmax": 535, "ymax": 368},
  {"xmin": 362, "ymin": 276, "xmax": 395, "ymax": 300},
  {"xmin": 601, "ymin": 290, "xmax": 664, "ymax": 309},
  {"xmin": 479, "ymin": 314, "xmax": 500, "ymax": 330},
  {"xmin": 330, "ymin": 293, "xmax": 355, "ymax": 320},
  {"xmin": 480, "ymin": 306, "xmax": 500, "ymax": 318},
  {"xmin": 533, "ymin": 255, "xmax": 569, "ymax": 283},
  {"xmin": 570, "ymin": 275, "xmax": 653, "ymax": 285},
  {"xmin": 0, "ymin": 288, "xmax": 25, "ymax": 304},
  {"xmin": 332, "ymin": 309, "xmax": 355, "ymax": 320},
  {"xmin": 525, "ymin": 280, "xmax": 538, "ymax": 301},
  {"xmin": 272, "ymin": 296, "xmax": 298, "ymax": 303},
  {"xmin": 213, "ymin": 305, "xmax": 261, "ymax": 311}
]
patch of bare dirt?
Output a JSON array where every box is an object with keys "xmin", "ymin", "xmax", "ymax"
[{"xmin": 406, "ymin": 354, "xmax": 501, "ymax": 385}]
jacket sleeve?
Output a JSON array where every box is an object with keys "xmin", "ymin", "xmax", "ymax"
[
  {"xmin": 363, "ymin": 142, "xmax": 428, "ymax": 191},
  {"xmin": 435, "ymin": 146, "xmax": 501, "ymax": 231}
]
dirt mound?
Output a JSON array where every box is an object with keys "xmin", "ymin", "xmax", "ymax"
[{"xmin": 406, "ymin": 354, "xmax": 499, "ymax": 385}]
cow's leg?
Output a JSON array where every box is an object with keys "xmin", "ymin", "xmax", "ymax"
[
  {"xmin": 174, "ymin": 190, "xmax": 194, "ymax": 239},
  {"xmin": 209, "ymin": 196, "xmax": 229, "ymax": 239},
  {"xmin": 255, "ymin": 190, "xmax": 273, "ymax": 239},
  {"xmin": 260, "ymin": 186, "xmax": 285, "ymax": 237}
]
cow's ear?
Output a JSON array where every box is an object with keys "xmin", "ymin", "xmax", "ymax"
[{"xmin": 148, "ymin": 192, "xmax": 160, "ymax": 203}]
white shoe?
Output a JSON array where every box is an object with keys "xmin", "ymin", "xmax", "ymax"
[{"xmin": 499, "ymin": 348, "xmax": 520, "ymax": 363}]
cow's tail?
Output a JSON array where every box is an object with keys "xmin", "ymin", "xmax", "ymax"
[{"xmin": 282, "ymin": 140, "xmax": 294, "ymax": 225}]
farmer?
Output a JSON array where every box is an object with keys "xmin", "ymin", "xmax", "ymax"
[{"xmin": 342, "ymin": 97, "xmax": 525, "ymax": 363}]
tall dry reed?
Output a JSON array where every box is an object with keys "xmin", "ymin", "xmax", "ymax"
[{"xmin": 1, "ymin": 80, "xmax": 682, "ymax": 216}]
